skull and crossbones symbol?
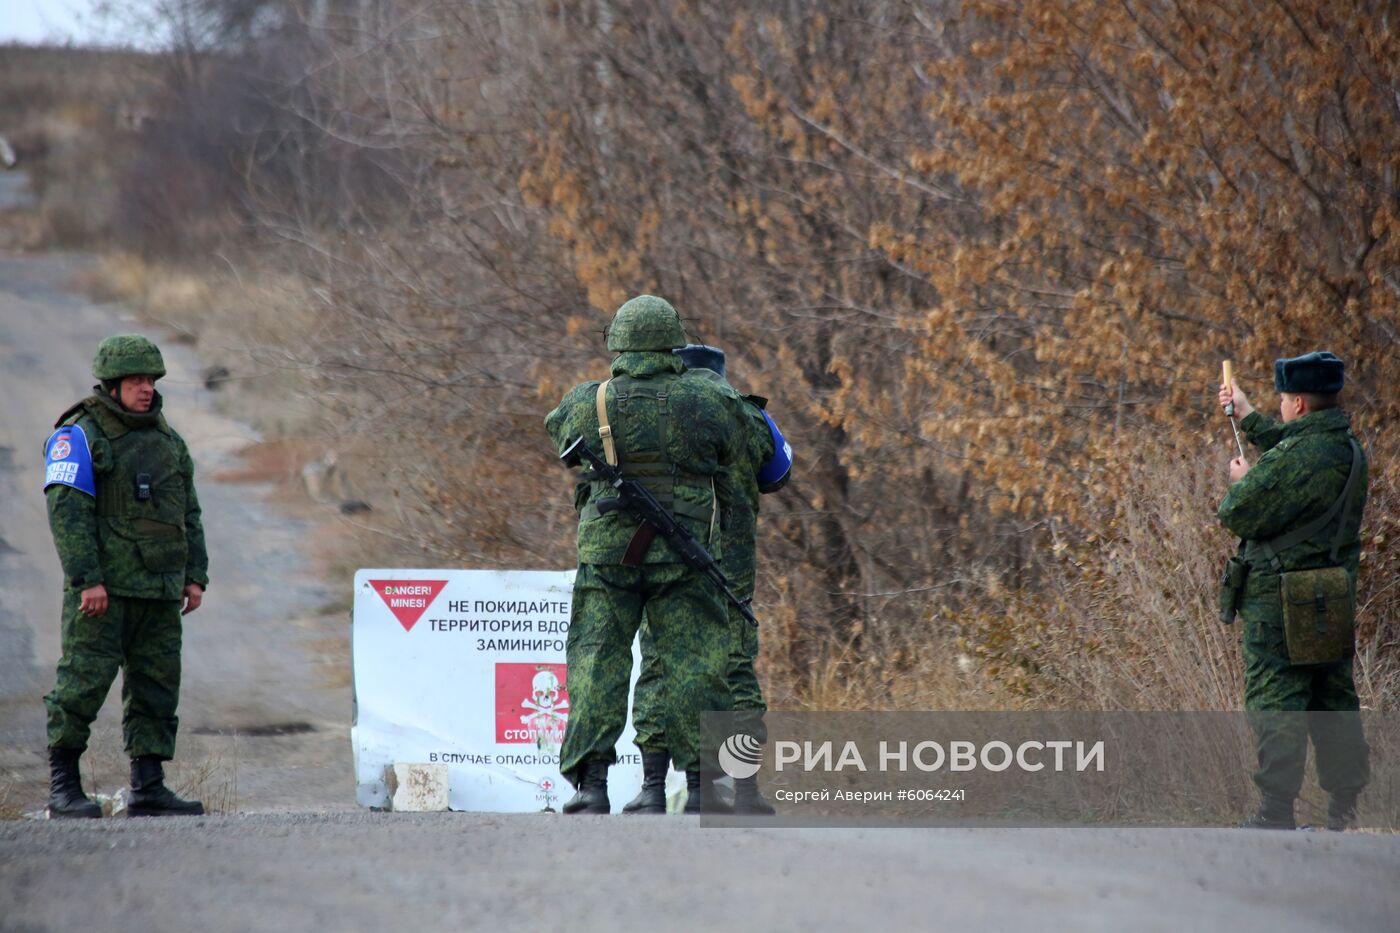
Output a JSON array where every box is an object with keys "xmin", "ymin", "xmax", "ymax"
[{"xmin": 520, "ymin": 670, "xmax": 569, "ymax": 747}]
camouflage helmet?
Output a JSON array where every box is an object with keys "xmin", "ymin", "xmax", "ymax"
[
  {"xmin": 93, "ymin": 334, "xmax": 166, "ymax": 380},
  {"xmin": 606, "ymin": 295, "xmax": 686, "ymax": 352}
]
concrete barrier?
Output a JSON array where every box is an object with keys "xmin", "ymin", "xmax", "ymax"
[{"xmin": 385, "ymin": 762, "xmax": 449, "ymax": 812}]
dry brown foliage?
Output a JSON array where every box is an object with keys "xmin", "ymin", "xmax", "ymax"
[{"xmin": 56, "ymin": 1, "xmax": 1400, "ymax": 711}]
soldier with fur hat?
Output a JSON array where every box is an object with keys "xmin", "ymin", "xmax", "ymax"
[
  {"xmin": 42, "ymin": 334, "xmax": 208, "ymax": 818},
  {"xmin": 1217, "ymin": 351, "xmax": 1369, "ymax": 830}
]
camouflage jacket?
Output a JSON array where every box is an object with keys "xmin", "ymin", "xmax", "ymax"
[
  {"xmin": 1218, "ymin": 408, "xmax": 1368, "ymax": 599},
  {"xmin": 47, "ymin": 390, "xmax": 209, "ymax": 599},
  {"xmin": 545, "ymin": 351, "xmax": 749, "ymax": 565},
  {"xmin": 688, "ymin": 369, "xmax": 776, "ymax": 596}
]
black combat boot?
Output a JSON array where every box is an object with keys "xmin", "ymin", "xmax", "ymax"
[
  {"xmin": 1240, "ymin": 794, "xmax": 1295, "ymax": 830},
  {"xmin": 127, "ymin": 756, "xmax": 204, "ymax": 817},
  {"xmin": 46, "ymin": 747, "xmax": 102, "ymax": 820},
  {"xmin": 622, "ymin": 751, "xmax": 669, "ymax": 814},
  {"xmin": 562, "ymin": 758, "xmax": 611, "ymax": 814},
  {"xmin": 683, "ymin": 770, "xmax": 734, "ymax": 814},
  {"xmin": 732, "ymin": 776, "xmax": 776, "ymax": 815},
  {"xmin": 1326, "ymin": 791, "xmax": 1360, "ymax": 831}
]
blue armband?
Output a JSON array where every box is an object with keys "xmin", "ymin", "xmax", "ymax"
[
  {"xmin": 757, "ymin": 409, "xmax": 792, "ymax": 493},
  {"xmin": 43, "ymin": 424, "xmax": 96, "ymax": 497}
]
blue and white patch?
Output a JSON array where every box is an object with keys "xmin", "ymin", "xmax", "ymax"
[
  {"xmin": 44, "ymin": 424, "xmax": 95, "ymax": 497},
  {"xmin": 757, "ymin": 409, "xmax": 792, "ymax": 493}
]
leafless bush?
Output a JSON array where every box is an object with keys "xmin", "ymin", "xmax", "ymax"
[
  {"xmin": 0, "ymin": 45, "xmax": 156, "ymax": 245},
  {"xmin": 65, "ymin": 0, "xmax": 1400, "ymax": 713},
  {"xmin": 112, "ymin": 34, "xmax": 410, "ymax": 254}
]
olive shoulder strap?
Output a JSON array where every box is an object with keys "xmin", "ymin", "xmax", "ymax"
[
  {"xmin": 1255, "ymin": 439, "xmax": 1362, "ymax": 570},
  {"xmin": 594, "ymin": 380, "xmax": 618, "ymax": 466}
]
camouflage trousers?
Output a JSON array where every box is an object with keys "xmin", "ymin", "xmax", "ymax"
[
  {"xmin": 559, "ymin": 562, "xmax": 729, "ymax": 784},
  {"xmin": 634, "ymin": 599, "xmax": 768, "ymax": 752},
  {"xmin": 1243, "ymin": 610, "xmax": 1368, "ymax": 800},
  {"xmin": 44, "ymin": 591, "xmax": 184, "ymax": 760}
]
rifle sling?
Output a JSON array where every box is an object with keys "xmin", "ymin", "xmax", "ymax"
[{"xmin": 595, "ymin": 380, "xmax": 618, "ymax": 466}]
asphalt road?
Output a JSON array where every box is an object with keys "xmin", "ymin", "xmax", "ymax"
[
  {"xmin": 4, "ymin": 814, "xmax": 1400, "ymax": 933},
  {"xmin": 1, "ymin": 226, "xmax": 1398, "ymax": 933}
]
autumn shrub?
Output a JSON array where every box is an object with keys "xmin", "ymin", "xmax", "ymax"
[
  {"xmin": 513, "ymin": 1, "xmax": 1398, "ymax": 710},
  {"xmin": 82, "ymin": 0, "xmax": 1399, "ymax": 713},
  {"xmin": 1353, "ymin": 441, "xmax": 1400, "ymax": 710},
  {"xmin": 970, "ymin": 430, "xmax": 1249, "ymax": 710}
]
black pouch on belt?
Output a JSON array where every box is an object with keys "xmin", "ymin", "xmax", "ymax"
[{"xmin": 1218, "ymin": 555, "xmax": 1248, "ymax": 625}]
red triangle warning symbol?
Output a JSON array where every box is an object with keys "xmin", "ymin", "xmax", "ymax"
[{"xmin": 368, "ymin": 579, "xmax": 448, "ymax": 632}]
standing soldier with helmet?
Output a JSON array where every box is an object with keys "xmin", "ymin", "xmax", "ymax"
[
  {"xmin": 625, "ymin": 343, "xmax": 792, "ymax": 815},
  {"xmin": 42, "ymin": 334, "xmax": 209, "ymax": 818},
  {"xmin": 545, "ymin": 296, "xmax": 751, "ymax": 814},
  {"xmin": 1217, "ymin": 351, "xmax": 1369, "ymax": 830}
]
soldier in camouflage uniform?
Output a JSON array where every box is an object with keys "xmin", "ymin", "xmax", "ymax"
[
  {"xmin": 1218, "ymin": 351, "xmax": 1369, "ymax": 830},
  {"xmin": 625, "ymin": 344, "xmax": 791, "ymax": 815},
  {"xmin": 545, "ymin": 297, "xmax": 751, "ymax": 814},
  {"xmin": 42, "ymin": 335, "xmax": 208, "ymax": 818}
]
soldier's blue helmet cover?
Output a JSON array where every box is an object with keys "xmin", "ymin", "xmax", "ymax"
[
  {"xmin": 43, "ymin": 424, "xmax": 96, "ymax": 497},
  {"xmin": 757, "ymin": 409, "xmax": 792, "ymax": 493},
  {"xmin": 674, "ymin": 343, "xmax": 726, "ymax": 378},
  {"xmin": 1274, "ymin": 351, "xmax": 1345, "ymax": 394}
]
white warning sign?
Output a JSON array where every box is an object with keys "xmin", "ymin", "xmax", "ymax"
[{"xmin": 351, "ymin": 568, "xmax": 645, "ymax": 812}]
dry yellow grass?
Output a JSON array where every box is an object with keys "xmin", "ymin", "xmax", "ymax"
[
  {"xmin": 0, "ymin": 779, "xmax": 29, "ymax": 821},
  {"xmin": 0, "ymin": 45, "xmax": 157, "ymax": 247},
  {"xmin": 83, "ymin": 252, "xmax": 328, "ymax": 439},
  {"xmin": 74, "ymin": 727, "xmax": 238, "ymax": 817},
  {"xmin": 85, "ymin": 253, "xmax": 212, "ymax": 325}
]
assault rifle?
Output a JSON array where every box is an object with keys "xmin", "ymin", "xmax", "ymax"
[{"xmin": 561, "ymin": 436, "xmax": 757, "ymax": 627}]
